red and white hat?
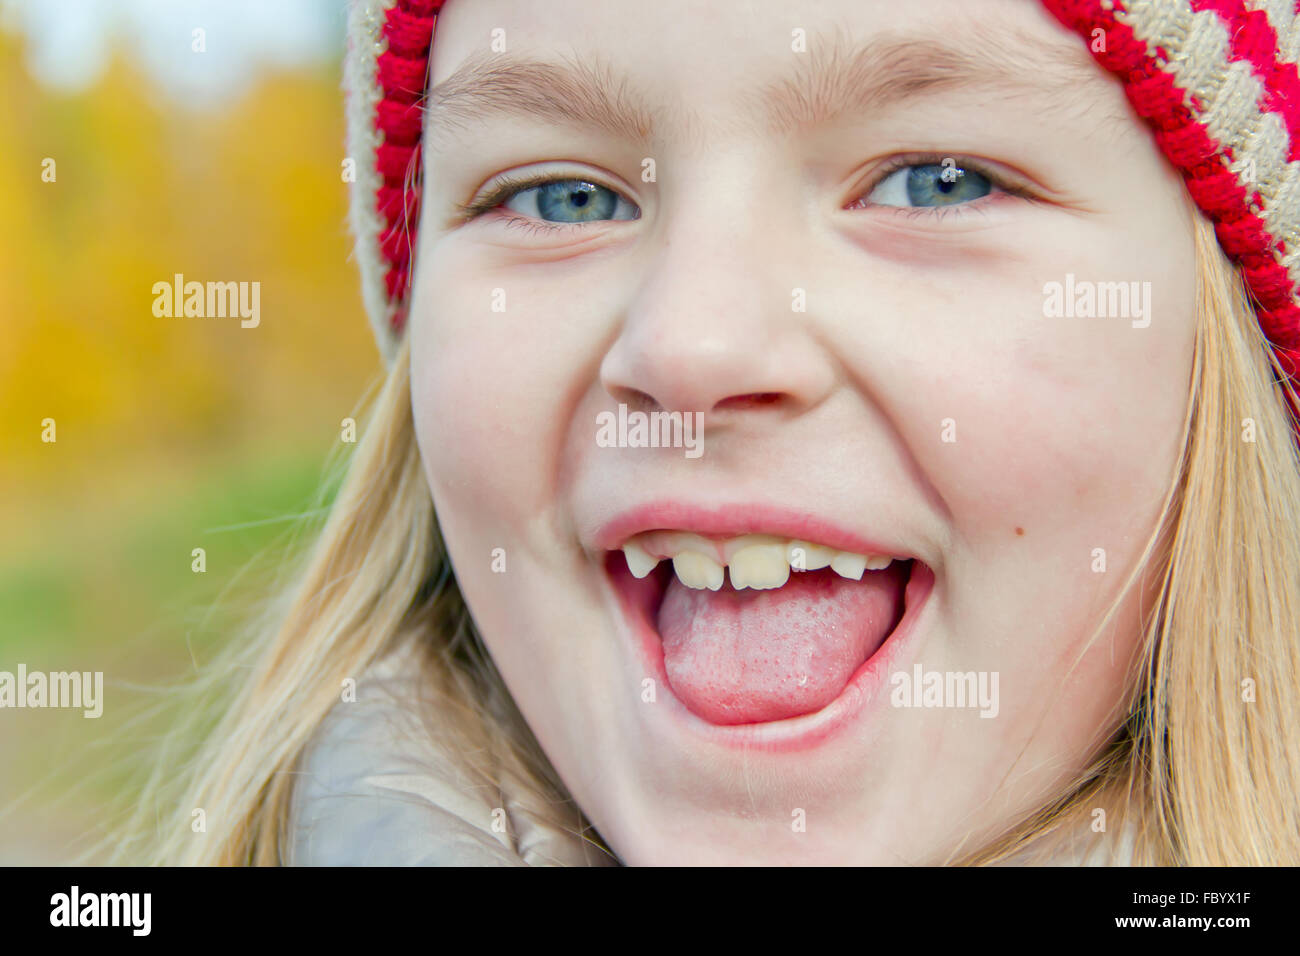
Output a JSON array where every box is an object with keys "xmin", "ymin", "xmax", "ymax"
[{"xmin": 344, "ymin": 0, "xmax": 1300, "ymax": 390}]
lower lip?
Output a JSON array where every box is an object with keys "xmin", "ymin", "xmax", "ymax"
[{"xmin": 608, "ymin": 558, "xmax": 936, "ymax": 753}]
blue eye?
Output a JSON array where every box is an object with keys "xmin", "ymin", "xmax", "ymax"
[
  {"xmin": 867, "ymin": 162, "xmax": 994, "ymax": 208},
  {"xmin": 503, "ymin": 179, "xmax": 639, "ymax": 223}
]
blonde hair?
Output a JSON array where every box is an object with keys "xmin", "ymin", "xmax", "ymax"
[
  {"xmin": 117, "ymin": 337, "xmax": 601, "ymax": 864},
  {"xmin": 122, "ymin": 209, "xmax": 1300, "ymax": 866}
]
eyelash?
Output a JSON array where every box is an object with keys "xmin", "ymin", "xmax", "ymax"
[
  {"xmin": 456, "ymin": 155, "xmax": 1035, "ymax": 232},
  {"xmin": 454, "ymin": 172, "xmax": 596, "ymax": 236},
  {"xmin": 860, "ymin": 153, "xmax": 1036, "ymax": 217}
]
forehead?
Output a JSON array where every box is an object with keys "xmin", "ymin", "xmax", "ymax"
[{"xmin": 423, "ymin": 0, "xmax": 1107, "ymax": 148}]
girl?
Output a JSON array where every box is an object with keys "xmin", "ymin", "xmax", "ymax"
[{"xmin": 134, "ymin": 0, "xmax": 1300, "ymax": 865}]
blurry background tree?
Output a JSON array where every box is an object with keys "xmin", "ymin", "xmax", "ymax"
[{"xmin": 0, "ymin": 1, "xmax": 382, "ymax": 862}]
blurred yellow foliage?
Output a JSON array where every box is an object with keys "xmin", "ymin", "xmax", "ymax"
[{"xmin": 0, "ymin": 27, "xmax": 379, "ymax": 510}]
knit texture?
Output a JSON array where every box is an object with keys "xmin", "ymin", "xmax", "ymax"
[
  {"xmin": 344, "ymin": 0, "xmax": 441, "ymax": 357},
  {"xmin": 345, "ymin": 0, "xmax": 1300, "ymax": 401}
]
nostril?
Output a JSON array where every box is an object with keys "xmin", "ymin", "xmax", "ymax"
[
  {"xmin": 606, "ymin": 386, "xmax": 656, "ymax": 412},
  {"xmin": 715, "ymin": 392, "xmax": 785, "ymax": 411}
]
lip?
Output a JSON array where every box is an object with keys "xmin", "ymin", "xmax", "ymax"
[
  {"xmin": 603, "ymin": 546, "xmax": 937, "ymax": 753},
  {"xmin": 591, "ymin": 500, "xmax": 919, "ymax": 560}
]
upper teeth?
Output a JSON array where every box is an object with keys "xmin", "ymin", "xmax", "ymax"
[
  {"xmin": 728, "ymin": 542, "xmax": 789, "ymax": 590},
  {"xmin": 621, "ymin": 532, "xmax": 897, "ymax": 591}
]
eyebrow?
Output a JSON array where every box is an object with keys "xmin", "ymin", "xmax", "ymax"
[
  {"xmin": 422, "ymin": 23, "xmax": 1101, "ymax": 149},
  {"xmin": 753, "ymin": 24, "xmax": 1098, "ymax": 135}
]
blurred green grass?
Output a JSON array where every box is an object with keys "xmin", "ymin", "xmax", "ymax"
[
  {"xmin": 0, "ymin": 447, "xmax": 336, "ymax": 657},
  {"xmin": 0, "ymin": 439, "xmax": 345, "ymax": 863}
]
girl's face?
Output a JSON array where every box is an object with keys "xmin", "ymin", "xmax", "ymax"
[{"xmin": 409, "ymin": 0, "xmax": 1196, "ymax": 863}]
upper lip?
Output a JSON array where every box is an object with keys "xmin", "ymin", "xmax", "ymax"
[{"xmin": 589, "ymin": 499, "xmax": 919, "ymax": 560}]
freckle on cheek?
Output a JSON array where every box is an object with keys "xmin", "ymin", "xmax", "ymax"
[{"xmin": 1015, "ymin": 527, "xmax": 1025, "ymax": 537}]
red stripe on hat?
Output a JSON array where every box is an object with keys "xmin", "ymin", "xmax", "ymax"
[
  {"xmin": 1190, "ymin": 0, "xmax": 1300, "ymax": 162},
  {"xmin": 377, "ymin": 52, "xmax": 428, "ymax": 104},
  {"xmin": 376, "ymin": 97, "xmax": 424, "ymax": 146},
  {"xmin": 384, "ymin": 264, "xmax": 409, "ymax": 300},
  {"xmin": 376, "ymin": 142, "xmax": 419, "ymax": 182},
  {"xmin": 1185, "ymin": 167, "xmax": 1253, "ymax": 218},
  {"xmin": 382, "ymin": 5, "xmax": 436, "ymax": 59},
  {"xmin": 402, "ymin": 0, "xmax": 442, "ymax": 16},
  {"xmin": 376, "ymin": 184, "xmax": 419, "ymax": 221},
  {"xmin": 1278, "ymin": 345, "xmax": 1300, "ymax": 378},
  {"xmin": 379, "ymin": 219, "xmax": 417, "ymax": 259},
  {"xmin": 370, "ymin": 0, "xmax": 441, "ymax": 325}
]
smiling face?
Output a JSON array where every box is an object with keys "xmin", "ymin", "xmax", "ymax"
[{"xmin": 407, "ymin": 0, "xmax": 1197, "ymax": 864}]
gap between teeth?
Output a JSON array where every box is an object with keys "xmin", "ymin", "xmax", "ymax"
[{"xmin": 621, "ymin": 533, "xmax": 895, "ymax": 591}]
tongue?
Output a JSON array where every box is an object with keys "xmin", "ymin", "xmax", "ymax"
[{"xmin": 657, "ymin": 564, "xmax": 906, "ymax": 725}]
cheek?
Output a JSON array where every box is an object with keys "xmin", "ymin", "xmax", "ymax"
[
  {"xmin": 407, "ymin": 245, "xmax": 569, "ymax": 524},
  {"xmin": 857, "ymin": 215, "xmax": 1196, "ymax": 548},
  {"xmin": 836, "ymin": 218, "xmax": 1194, "ymax": 779},
  {"xmin": 406, "ymin": 236, "xmax": 629, "ymax": 586}
]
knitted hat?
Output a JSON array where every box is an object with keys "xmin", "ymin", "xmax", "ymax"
[{"xmin": 344, "ymin": 0, "xmax": 1300, "ymax": 393}]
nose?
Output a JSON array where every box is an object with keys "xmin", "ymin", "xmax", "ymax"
[{"xmin": 599, "ymin": 175, "xmax": 836, "ymax": 421}]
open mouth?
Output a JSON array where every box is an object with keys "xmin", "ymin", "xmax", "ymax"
[{"xmin": 605, "ymin": 529, "xmax": 930, "ymax": 727}]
